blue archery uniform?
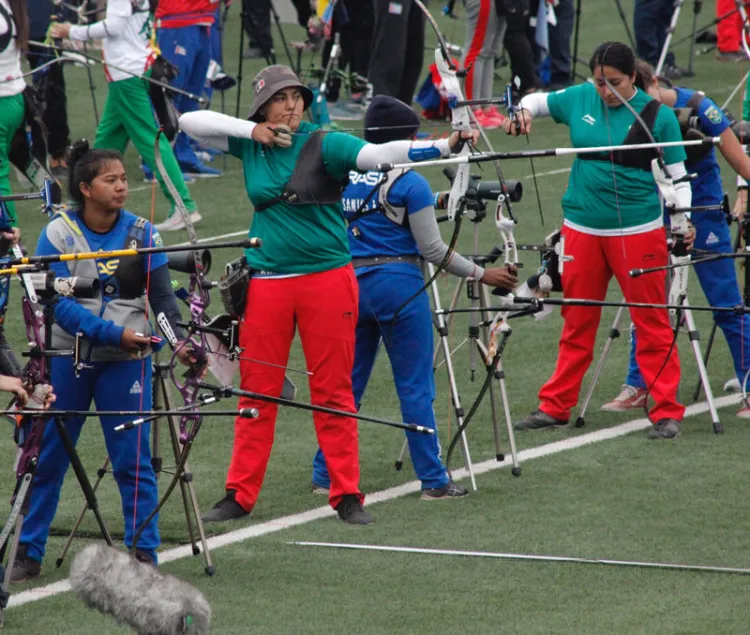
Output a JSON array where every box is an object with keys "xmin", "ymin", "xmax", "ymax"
[
  {"xmin": 625, "ymin": 88, "xmax": 750, "ymax": 390},
  {"xmin": 312, "ymin": 169, "xmax": 451, "ymax": 490},
  {"xmin": 19, "ymin": 210, "xmax": 176, "ymax": 565}
]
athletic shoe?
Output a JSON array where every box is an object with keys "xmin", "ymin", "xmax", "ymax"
[
  {"xmin": 647, "ymin": 419, "xmax": 681, "ymax": 439},
  {"xmin": 485, "ymin": 106, "xmax": 507, "ymax": 125},
  {"xmin": 716, "ymin": 51, "xmax": 747, "ymax": 63},
  {"xmin": 600, "ymin": 384, "xmax": 648, "ymax": 412},
  {"xmin": 9, "ymin": 545, "xmax": 41, "ymax": 583},
  {"xmin": 311, "ymin": 481, "xmax": 330, "ymax": 495},
  {"xmin": 661, "ymin": 64, "xmax": 684, "ymax": 80},
  {"xmin": 473, "ymin": 108, "xmax": 500, "ymax": 130},
  {"xmin": 155, "ymin": 211, "xmax": 202, "ymax": 232},
  {"xmin": 420, "ymin": 480, "xmax": 469, "ymax": 500},
  {"xmin": 725, "ymin": 377, "xmax": 742, "ymax": 393},
  {"xmin": 134, "ymin": 549, "xmax": 157, "ymax": 567},
  {"xmin": 335, "ymin": 494, "xmax": 373, "ymax": 525},
  {"xmin": 329, "ymin": 102, "xmax": 362, "ymax": 121},
  {"xmin": 736, "ymin": 399, "xmax": 750, "ymax": 418},
  {"xmin": 201, "ymin": 490, "xmax": 250, "ymax": 523},
  {"xmin": 180, "ymin": 162, "xmax": 222, "ymax": 178},
  {"xmin": 514, "ymin": 409, "xmax": 568, "ymax": 430}
]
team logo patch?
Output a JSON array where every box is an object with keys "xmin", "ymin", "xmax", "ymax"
[
  {"xmin": 175, "ymin": 45, "xmax": 187, "ymax": 56},
  {"xmin": 130, "ymin": 380, "xmax": 142, "ymax": 395},
  {"xmin": 705, "ymin": 231, "xmax": 720, "ymax": 245},
  {"xmin": 65, "ymin": 236, "xmax": 75, "ymax": 247},
  {"xmin": 255, "ymin": 78, "xmax": 265, "ymax": 93},
  {"xmin": 388, "ymin": 2, "xmax": 403, "ymax": 14},
  {"xmin": 582, "ymin": 114, "xmax": 596, "ymax": 125},
  {"xmin": 153, "ymin": 232, "xmax": 163, "ymax": 247},
  {"xmin": 705, "ymin": 106, "xmax": 722, "ymax": 124}
]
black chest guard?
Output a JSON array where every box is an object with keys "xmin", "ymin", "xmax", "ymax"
[
  {"xmin": 254, "ymin": 132, "xmax": 349, "ymax": 212},
  {"xmin": 577, "ymin": 99, "xmax": 662, "ymax": 171},
  {"xmin": 113, "ymin": 218, "xmax": 148, "ymax": 299}
]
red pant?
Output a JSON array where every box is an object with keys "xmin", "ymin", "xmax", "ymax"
[
  {"xmin": 538, "ymin": 226, "xmax": 685, "ymax": 423},
  {"xmin": 226, "ymin": 265, "xmax": 363, "ymax": 511},
  {"xmin": 717, "ymin": 0, "xmax": 744, "ymax": 53}
]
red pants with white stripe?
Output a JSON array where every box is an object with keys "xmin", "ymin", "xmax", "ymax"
[
  {"xmin": 716, "ymin": 0, "xmax": 743, "ymax": 53},
  {"xmin": 225, "ymin": 265, "xmax": 363, "ymax": 511},
  {"xmin": 538, "ymin": 225, "xmax": 685, "ymax": 423}
]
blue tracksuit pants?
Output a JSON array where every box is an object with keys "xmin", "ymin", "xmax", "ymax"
[
  {"xmin": 312, "ymin": 266, "xmax": 450, "ymax": 490},
  {"xmin": 626, "ymin": 210, "xmax": 750, "ymax": 390},
  {"xmin": 20, "ymin": 357, "xmax": 160, "ymax": 564},
  {"xmin": 157, "ymin": 24, "xmax": 213, "ymax": 169}
]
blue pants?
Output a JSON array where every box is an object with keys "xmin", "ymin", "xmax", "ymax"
[
  {"xmin": 634, "ymin": 0, "xmax": 676, "ymax": 67},
  {"xmin": 626, "ymin": 210, "xmax": 750, "ymax": 390},
  {"xmin": 20, "ymin": 357, "xmax": 160, "ymax": 564},
  {"xmin": 157, "ymin": 25, "xmax": 213, "ymax": 168},
  {"xmin": 312, "ymin": 266, "xmax": 450, "ymax": 490}
]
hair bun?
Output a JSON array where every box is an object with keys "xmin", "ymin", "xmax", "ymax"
[{"xmin": 66, "ymin": 139, "xmax": 91, "ymax": 167}]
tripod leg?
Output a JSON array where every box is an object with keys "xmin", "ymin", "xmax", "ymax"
[
  {"xmin": 575, "ymin": 305, "xmax": 626, "ymax": 427},
  {"xmin": 480, "ymin": 285, "xmax": 504, "ymax": 461},
  {"xmin": 656, "ymin": 0, "xmax": 684, "ymax": 75},
  {"xmin": 2, "ymin": 515, "xmax": 24, "ymax": 592},
  {"xmin": 53, "ymin": 419, "xmax": 113, "ymax": 545},
  {"xmin": 495, "ymin": 358, "xmax": 521, "ymax": 475},
  {"xmin": 683, "ymin": 304, "xmax": 723, "ymax": 433},
  {"xmin": 692, "ymin": 321, "xmax": 717, "ymax": 402},
  {"xmin": 55, "ymin": 456, "xmax": 111, "ymax": 568},
  {"xmin": 613, "ymin": 0, "xmax": 636, "ymax": 49},
  {"xmin": 685, "ymin": 1, "xmax": 701, "ymax": 76},
  {"xmin": 427, "ymin": 265, "xmax": 477, "ymax": 490},
  {"xmin": 570, "ymin": 0, "xmax": 583, "ymax": 82},
  {"xmin": 160, "ymin": 371, "xmax": 215, "ymax": 575},
  {"xmin": 394, "ymin": 439, "xmax": 408, "ymax": 470}
]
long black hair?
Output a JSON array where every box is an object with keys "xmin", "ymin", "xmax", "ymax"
[
  {"xmin": 66, "ymin": 140, "xmax": 123, "ymax": 207},
  {"xmin": 589, "ymin": 41, "xmax": 636, "ymax": 77},
  {"xmin": 7, "ymin": 0, "xmax": 28, "ymax": 52}
]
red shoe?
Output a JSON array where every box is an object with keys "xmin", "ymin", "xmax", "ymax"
[{"xmin": 600, "ymin": 384, "xmax": 648, "ymax": 412}]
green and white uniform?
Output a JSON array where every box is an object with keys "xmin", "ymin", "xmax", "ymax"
[
  {"xmin": 545, "ymin": 82, "xmax": 686, "ymax": 234},
  {"xmin": 0, "ymin": 0, "xmax": 26, "ymax": 225},
  {"xmin": 69, "ymin": 0, "xmax": 197, "ymax": 217}
]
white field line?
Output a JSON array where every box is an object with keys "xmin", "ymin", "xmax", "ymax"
[{"xmin": 7, "ymin": 392, "xmax": 741, "ymax": 609}]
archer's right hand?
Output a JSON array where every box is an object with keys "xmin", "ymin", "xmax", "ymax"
[
  {"xmin": 252, "ymin": 123, "xmax": 293, "ymax": 148},
  {"xmin": 503, "ymin": 109, "xmax": 532, "ymax": 136},
  {"xmin": 120, "ymin": 329, "xmax": 151, "ymax": 358},
  {"xmin": 734, "ymin": 189, "xmax": 747, "ymax": 222},
  {"xmin": 481, "ymin": 266, "xmax": 519, "ymax": 290}
]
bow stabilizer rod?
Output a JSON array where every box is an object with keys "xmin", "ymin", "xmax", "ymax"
[{"xmin": 198, "ymin": 382, "xmax": 435, "ymax": 434}]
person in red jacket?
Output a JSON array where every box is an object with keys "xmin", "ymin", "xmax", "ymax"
[
  {"xmin": 715, "ymin": 0, "xmax": 746, "ymax": 62},
  {"xmin": 154, "ymin": 0, "xmax": 222, "ymax": 203}
]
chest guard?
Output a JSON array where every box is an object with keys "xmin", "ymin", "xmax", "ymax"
[
  {"xmin": 673, "ymin": 91, "xmax": 715, "ymax": 165},
  {"xmin": 254, "ymin": 132, "xmax": 349, "ymax": 212},
  {"xmin": 577, "ymin": 99, "xmax": 661, "ymax": 171},
  {"xmin": 376, "ymin": 168, "xmax": 411, "ymax": 226}
]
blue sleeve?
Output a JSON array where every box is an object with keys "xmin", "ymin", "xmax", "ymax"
[
  {"xmin": 697, "ymin": 96, "xmax": 731, "ymax": 137},
  {"xmin": 142, "ymin": 222, "xmax": 168, "ymax": 273},
  {"xmin": 35, "ymin": 229, "xmax": 124, "ymax": 348},
  {"xmin": 392, "ymin": 172, "xmax": 435, "ymax": 215}
]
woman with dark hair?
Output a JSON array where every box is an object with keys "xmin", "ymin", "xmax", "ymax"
[
  {"xmin": 49, "ymin": 0, "xmax": 200, "ymax": 231},
  {"xmin": 506, "ymin": 41, "xmax": 690, "ymax": 439},
  {"xmin": 180, "ymin": 65, "xmax": 477, "ymax": 524},
  {"xmin": 9, "ymin": 141, "xmax": 202, "ymax": 582},
  {"xmin": 602, "ymin": 60, "xmax": 750, "ymax": 418}
]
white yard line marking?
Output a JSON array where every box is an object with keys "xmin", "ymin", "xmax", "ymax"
[
  {"xmin": 7, "ymin": 393, "xmax": 740, "ymax": 609},
  {"xmin": 523, "ymin": 167, "xmax": 571, "ymax": 179}
]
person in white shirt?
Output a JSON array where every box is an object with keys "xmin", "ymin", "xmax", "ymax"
[{"xmin": 50, "ymin": 0, "xmax": 200, "ymax": 231}]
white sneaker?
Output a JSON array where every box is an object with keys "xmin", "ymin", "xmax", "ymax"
[
  {"xmin": 737, "ymin": 398, "xmax": 750, "ymax": 419},
  {"xmin": 600, "ymin": 384, "xmax": 648, "ymax": 412},
  {"xmin": 724, "ymin": 377, "xmax": 742, "ymax": 393},
  {"xmin": 155, "ymin": 211, "xmax": 202, "ymax": 232}
]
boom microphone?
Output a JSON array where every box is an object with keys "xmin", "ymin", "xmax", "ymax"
[{"xmin": 69, "ymin": 543, "xmax": 211, "ymax": 635}]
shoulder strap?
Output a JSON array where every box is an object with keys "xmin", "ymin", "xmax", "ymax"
[
  {"xmin": 686, "ymin": 90, "xmax": 706, "ymax": 113},
  {"xmin": 378, "ymin": 168, "xmax": 411, "ymax": 226}
]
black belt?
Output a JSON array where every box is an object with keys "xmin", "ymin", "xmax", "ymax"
[{"xmin": 351, "ymin": 255, "xmax": 421, "ymax": 269}]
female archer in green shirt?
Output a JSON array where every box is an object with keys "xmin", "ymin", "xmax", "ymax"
[
  {"xmin": 506, "ymin": 41, "xmax": 691, "ymax": 439},
  {"xmin": 180, "ymin": 64, "xmax": 477, "ymax": 524}
]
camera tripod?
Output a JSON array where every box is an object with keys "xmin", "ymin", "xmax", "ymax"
[
  {"xmin": 55, "ymin": 357, "xmax": 214, "ymax": 575},
  {"xmin": 393, "ymin": 211, "xmax": 522, "ymax": 486}
]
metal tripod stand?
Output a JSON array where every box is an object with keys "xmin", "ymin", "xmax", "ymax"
[
  {"xmin": 575, "ymin": 287, "xmax": 722, "ymax": 433},
  {"xmin": 56, "ymin": 359, "xmax": 214, "ymax": 575}
]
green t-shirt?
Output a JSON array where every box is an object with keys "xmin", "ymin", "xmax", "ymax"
[
  {"xmin": 547, "ymin": 82, "xmax": 686, "ymax": 231},
  {"xmin": 229, "ymin": 121, "xmax": 367, "ymax": 274}
]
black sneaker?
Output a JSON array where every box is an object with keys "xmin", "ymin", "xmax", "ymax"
[
  {"xmin": 647, "ymin": 419, "xmax": 681, "ymax": 439},
  {"xmin": 9, "ymin": 545, "xmax": 41, "ymax": 583},
  {"xmin": 420, "ymin": 480, "xmax": 469, "ymax": 500},
  {"xmin": 201, "ymin": 490, "xmax": 250, "ymax": 523},
  {"xmin": 661, "ymin": 64, "xmax": 684, "ymax": 80},
  {"xmin": 134, "ymin": 549, "xmax": 156, "ymax": 567},
  {"xmin": 514, "ymin": 409, "xmax": 568, "ymax": 430},
  {"xmin": 335, "ymin": 494, "xmax": 373, "ymax": 525}
]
